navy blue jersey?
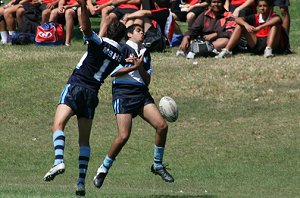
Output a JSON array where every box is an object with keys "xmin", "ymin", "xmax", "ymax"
[
  {"xmin": 111, "ymin": 40, "xmax": 152, "ymax": 99},
  {"xmin": 67, "ymin": 32, "xmax": 123, "ymax": 92}
]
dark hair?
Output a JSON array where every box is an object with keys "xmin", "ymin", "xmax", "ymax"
[
  {"xmin": 125, "ymin": 24, "xmax": 144, "ymax": 40},
  {"xmin": 106, "ymin": 20, "xmax": 126, "ymax": 42},
  {"xmin": 257, "ymin": 0, "xmax": 273, "ymax": 6}
]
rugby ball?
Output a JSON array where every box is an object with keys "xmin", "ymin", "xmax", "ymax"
[{"xmin": 159, "ymin": 96, "xmax": 178, "ymax": 122}]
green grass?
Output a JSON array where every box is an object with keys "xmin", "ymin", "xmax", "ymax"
[{"xmin": 0, "ymin": 0, "xmax": 300, "ymax": 197}]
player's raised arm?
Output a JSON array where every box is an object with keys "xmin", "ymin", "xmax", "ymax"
[{"xmin": 77, "ymin": 0, "xmax": 92, "ymax": 37}]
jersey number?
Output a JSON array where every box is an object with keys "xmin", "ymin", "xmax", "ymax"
[{"xmin": 94, "ymin": 59, "xmax": 111, "ymax": 81}]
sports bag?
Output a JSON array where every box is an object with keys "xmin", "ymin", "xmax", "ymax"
[
  {"xmin": 11, "ymin": 32, "xmax": 35, "ymax": 45},
  {"xmin": 189, "ymin": 39, "xmax": 216, "ymax": 57},
  {"xmin": 35, "ymin": 22, "xmax": 65, "ymax": 46},
  {"xmin": 143, "ymin": 21, "xmax": 166, "ymax": 52}
]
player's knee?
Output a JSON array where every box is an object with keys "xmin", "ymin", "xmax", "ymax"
[
  {"xmin": 117, "ymin": 133, "xmax": 130, "ymax": 144},
  {"xmin": 157, "ymin": 120, "xmax": 168, "ymax": 133}
]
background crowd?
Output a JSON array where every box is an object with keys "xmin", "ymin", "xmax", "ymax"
[{"xmin": 0, "ymin": 0, "xmax": 291, "ymax": 58}]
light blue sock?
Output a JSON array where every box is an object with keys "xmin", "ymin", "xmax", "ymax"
[
  {"xmin": 154, "ymin": 145, "xmax": 164, "ymax": 169},
  {"xmin": 53, "ymin": 130, "xmax": 65, "ymax": 166},
  {"xmin": 102, "ymin": 155, "xmax": 114, "ymax": 170},
  {"xmin": 77, "ymin": 146, "xmax": 90, "ymax": 185}
]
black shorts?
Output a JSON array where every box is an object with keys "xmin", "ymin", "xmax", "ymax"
[
  {"xmin": 112, "ymin": 85, "xmax": 154, "ymax": 118},
  {"xmin": 273, "ymin": 0, "xmax": 290, "ymax": 8},
  {"xmin": 172, "ymin": 10, "xmax": 187, "ymax": 22},
  {"xmin": 38, "ymin": 3, "xmax": 48, "ymax": 12},
  {"xmin": 189, "ymin": 6, "xmax": 207, "ymax": 17},
  {"xmin": 249, "ymin": 37, "xmax": 267, "ymax": 54},
  {"xmin": 59, "ymin": 84, "xmax": 99, "ymax": 119},
  {"xmin": 112, "ymin": 8, "xmax": 138, "ymax": 20},
  {"xmin": 229, "ymin": 5, "xmax": 254, "ymax": 17}
]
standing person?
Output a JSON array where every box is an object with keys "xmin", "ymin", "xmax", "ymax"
[
  {"xmin": 42, "ymin": 0, "xmax": 126, "ymax": 196},
  {"xmin": 93, "ymin": 24, "xmax": 174, "ymax": 190}
]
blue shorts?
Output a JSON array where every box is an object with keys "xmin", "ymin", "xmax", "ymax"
[
  {"xmin": 59, "ymin": 84, "xmax": 99, "ymax": 119},
  {"xmin": 112, "ymin": 85, "xmax": 154, "ymax": 118}
]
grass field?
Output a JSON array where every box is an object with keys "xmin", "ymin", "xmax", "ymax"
[{"xmin": 0, "ymin": 1, "xmax": 300, "ymax": 197}]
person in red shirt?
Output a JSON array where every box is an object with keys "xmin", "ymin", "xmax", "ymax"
[
  {"xmin": 232, "ymin": 0, "xmax": 290, "ymax": 34},
  {"xmin": 215, "ymin": 0, "xmax": 287, "ymax": 58}
]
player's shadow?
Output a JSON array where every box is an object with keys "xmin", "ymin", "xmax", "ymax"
[{"xmin": 145, "ymin": 195, "xmax": 217, "ymax": 198}]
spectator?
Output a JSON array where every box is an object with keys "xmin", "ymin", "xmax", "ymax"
[
  {"xmin": 215, "ymin": 0, "xmax": 288, "ymax": 58},
  {"xmin": 3, "ymin": 0, "xmax": 29, "ymax": 40},
  {"xmin": 0, "ymin": 0, "xmax": 18, "ymax": 44},
  {"xmin": 177, "ymin": 0, "xmax": 236, "ymax": 58},
  {"xmin": 225, "ymin": 0, "xmax": 255, "ymax": 17},
  {"xmin": 122, "ymin": 0, "xmax": 172, "ymax": 41},
  {"xmin": 39, "ymin": 0, "xmax": 59, "ymax": 23},
  {"xmin": 49, "ymin": 0, "xmax": 79, "ymax": 46},
  {"xmin": 15, "ymin": 0, "xmax": 59, "ymax": 34},
  {"xmin": 232, "ymin": 0, "xmax": 290, "ymax": 34},
  {"xmin": 85, "ymin": 0, "xmax": 110, "ymax": 16},
  {"xmin": 172, "ymin": 0, "xmax": 209, "ymax": 27},
  {"xmin": 98, "ymin": 0, "xmax": 142, "ymax": 37}
]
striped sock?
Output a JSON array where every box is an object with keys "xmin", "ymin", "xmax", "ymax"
[
  {"xmin": 77, "ymin": 146, "xmax": 90, "ymax": 185},
  {"xmin": 154, "ymin": 145, "xmax": 164, "ymax": 169},
  {"xmin": 53, "ymin": 130, "xmax": 65, "ymax": 166}
]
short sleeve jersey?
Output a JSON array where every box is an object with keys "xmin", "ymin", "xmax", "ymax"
[
  {"xmin": 67, "ymin": 32, "xmax": 123, "ymax": 92},
  {"xmin": 112, "ymin": 40, "xmax": 152, "ymax": 87}
]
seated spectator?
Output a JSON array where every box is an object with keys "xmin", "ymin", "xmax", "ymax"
[
  {"xmin": 85, "ymin": 0, "xmax": 110, "ymax": 16},
  {"xmin": 3, "ymin": 0, "xmax": 28, "ymax": 40},
  {"xmin": 172, "ymin": 0, "xmax": 209, "ymax": 27},
  {"xmin": 233, "ymin": 0, "xmax": 290, "ymax": 34},
  {"xmin": 39, "ymin": 0, "xmax": 59, "ymax": 23},
  {"xmin": 98, "ymin": 0, "xmax": 142, "ymax": 37},
  {"xmin": 225, "ymin": 0, "xmax": 255, "ymax": 17},
  {"xmin": 121, "ymin": 0, "xmax": 173, "ymax": 51},
  {"xmin": 15, "ymin": 0, "xmax": 59, "ymax": 34},
  {"xmin": 0, "ymin": 0, "xmax": 18, "ymax": 44},
  {"xmin": 49, "ymin": 0, "xmax": 79, "ymax": 46},
  {"xmin": 122, "ymin": 0, "xmax": 172, "ymax": 39},
  {"xmin": 215, "ymin": 0, "xmax": 288, "ymax": 58},
  {"xmin": 177, "ymin": 0, "xmax": 236, "ymax": 58}
]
